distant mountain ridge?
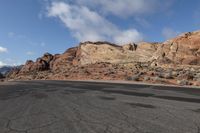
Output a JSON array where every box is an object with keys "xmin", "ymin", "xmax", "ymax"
[
  {"xmin": 0, "ymin": 66, "xmax": 22, "ymax": 76},
  {"xmin": 0, "ymin": 66, "xmax": 13, "ymax": 75}
]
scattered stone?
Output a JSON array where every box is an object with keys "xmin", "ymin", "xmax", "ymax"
[
  {"xmin": 126, "ymin": 75, "xmax": 140, "ymax": 81},
  {"xmin": 163, "ymin": 71, "xmax": 173, "ymax": 79},
  {"xmin": 152, "ymin": 76, "xmax": 165, "ymax": 83},
  {"xmin": 194, "ymin": 73, "xmax": 200, "ymax": 81},
  {"xmin": 143, "ymin": 76, "xmax": 150, "ymax": 81},
  {"xmin": 177, "ymin": 80, "xmax": 189, "ymax": 86},
  {"xmin": 192, "ymin": 81, "xmax": 200, "ymax": 86},
  {"xmin": 171, "ymin": 71, "xmax": 179, "ymax": 77}
]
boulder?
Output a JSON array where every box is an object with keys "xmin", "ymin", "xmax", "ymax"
[{"xmin": 177, "ymin": 79, "xmax": 190, "ymax": 86}]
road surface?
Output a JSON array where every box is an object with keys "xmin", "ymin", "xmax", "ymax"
[{"xmin": 0, "ymin": 80, "xmax": 200, "ymax": 133}]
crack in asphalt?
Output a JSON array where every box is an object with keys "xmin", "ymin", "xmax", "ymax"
[
  {"xmin": 54, "ymin": 94, "xmax": 139, "ymax": 133},
  {"xmin": 70, "ymin": 96, "xmax": 140, "ymax": 133},
  {"xmin": 4, "ymin": 112, "xmax": 59, "ymax": 133},
  {"xmin": 1, "ymin": 81, "xmax": 200, "ymax": 133}
]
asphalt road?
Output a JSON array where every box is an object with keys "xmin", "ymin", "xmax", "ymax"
[{"xmin": 0, "ymin": 81, "xmax": 200, "ymax": 133}]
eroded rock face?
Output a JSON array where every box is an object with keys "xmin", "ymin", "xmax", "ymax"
[
  {"xmin": 122, "ymin": 43, "xmax": 137, "ymax": 51},
  {"xmin": 37, "ymin": 53, "xmax": 54, "ymax": 70},
  {"xmin": 11, "ymin": 41, "xmax": 160, "ymax": 76},
  {"xmin": 152, "ymin": 31, "xmax": 200, "ymax": 65},
  {"xmin": 50, "ymin": 47, "xmax": 78, "ymax": 71},
  {"xmin": 42, "ymin": 53, "xmax": 54, "ymax": 64},
  {"xmin": 20, "ymin": 60, "xmax": 34, "ymax": 73},
  {"xmin": 34, "ymin": 58, "xmax": 49, "ymax": 71},
  {"xmin": 20, "ymin": 53, "xmax": 54, "ymax": 73},
  {"xmin": 77, "ymin": 42, "xmax": 125, "ymax": 65},
  {"xmin": 75, "ymin": 41, "xmax": 158, "ymax": 65},
  {"xmin": 6, "ymin": 67, "xmax": 21, "ymax": 79},
  {"xmin": 135, "ymin": 42, "xmax": 159, "ymax": 62},
  {"xmin": 6, "ymin": 30, "xmax": 200, "ymax": 86}
]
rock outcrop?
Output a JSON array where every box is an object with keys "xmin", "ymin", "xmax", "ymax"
[
  {"xmin": 152, "ymin": 31, "xmax": 200, "ymax": 65},
  {"xmin": 6, "ymin": 30, "xmax": 200, "ymax": 86},
  {"xmin": 74, "ymin": 41, "xmax": 158, "ymax": 65}
]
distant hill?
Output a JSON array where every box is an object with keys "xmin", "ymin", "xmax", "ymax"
[
  {"xmin": 0, "ymin": 72, "xmax": 4, "ymax": 79},
  {"xmin": 0, "ymin": 66, "xmax": 13, "ymax": 75},
  {"xmin": 0, "ymin": 66, "xmax": 22, "ymax": 75}
]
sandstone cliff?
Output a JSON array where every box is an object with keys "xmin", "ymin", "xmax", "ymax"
[
  {"xmin": 152, "ymin": 31, "xmax": 200, "ymax": 65},
  {"xmin": 74, "ymin": 41, "xmax": 158, "ymax": 65},
  {"xmin": 6, "ymin": 30, "xmax": 200, "ymax": 86}
]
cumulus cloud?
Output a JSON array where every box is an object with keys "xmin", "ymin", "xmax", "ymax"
[
  {"xmin": 114, "ymin": 29, "xmax": 143, "ymax": 44},
  {"xmin": 0, "ymin": 61, "xmax": 6, "ymax": 67},
  {"xmin": 74, "ymin": 0, "xmax": 174, "ymax": 18},
  {"xmin": 0, "ymin": 46, "xmax": 8, "ymax": 53},
  {"xmin": 26, "ymin": 51, "xmax": 35, "ymax": 55},
  {"xmin": 75, "ymin": 0, "xmax": 157, "ymax": 18},
  {"xmin": 134, "ymin": 17, "xmax": 151, "ymax": 28},
  {"xmin": 162, "ymin": 27, "xmax": 179, "ymax": 39},
  {"xmin": 47, "ymin": 2, "xmax": 143, "ymax": 44}
]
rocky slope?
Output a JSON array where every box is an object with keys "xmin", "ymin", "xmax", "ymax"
[
  {"xmin": 6, "ymin": 30, "xmax": 200, "ymax": 86},
  {"xmin": 151, "ymin": 31, "xmax": 200, "ymax": 65}
]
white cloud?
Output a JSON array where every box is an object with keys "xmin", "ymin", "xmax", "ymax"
[
  {"xmin": 75, "ymin": 0, "xmax": 174, "ymax": 18},
  {"xmin": 0, "ymin": 46, "xmax": 8, "ymax": 53},
  {"xmin": 47, "ymin": 2, "xmax": 143, "ymax": 44},
  {"xmin": 26, "ymin": 51, "xmax": 35, "ymax": 55},
  {"xmin": 162, "ymin": 27, "xmax": 179, "ymax": 39},
  {"xmin": 114, "ymin": 29, "xmax": 143, "ymax": 44},
  {"xmin": 0, "ymin": 61, "xmax": 6, "ymax": 67},
  {"xmin": 134, "ymin": 17, "xmax": 151, "ymax": 28}
]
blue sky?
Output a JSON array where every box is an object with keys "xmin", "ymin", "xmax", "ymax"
[{"xmin": 0, "ymin": 0, "xmax": 200, "ymax": 66}]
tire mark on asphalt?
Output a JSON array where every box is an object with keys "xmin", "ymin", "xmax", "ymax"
[
  {"xmin": 98, "ymin": 96, "xmax": 116, "ymax": 101},
  {"xmin": 126, "ymin": 102, "xmax": 156, "ymax": 109}
]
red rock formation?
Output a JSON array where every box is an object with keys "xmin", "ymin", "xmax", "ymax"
[
  {"xmin": 50, "ymin": 47, "xmax": 78, "ymax": 71},
  {"xmin": 6, "ymin": 30, "xmax": 200, "ymax": 86},
  {"xmin": 152, "ymin": 31, "xmax": 200, "ymax": 65},
  {"xmin": 20, "ymin": 60, "xmax": 34, "ymax": 73},
  {"xmin": 20, "ymin": 53, "xmax": 54, "ymax": 73}
]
